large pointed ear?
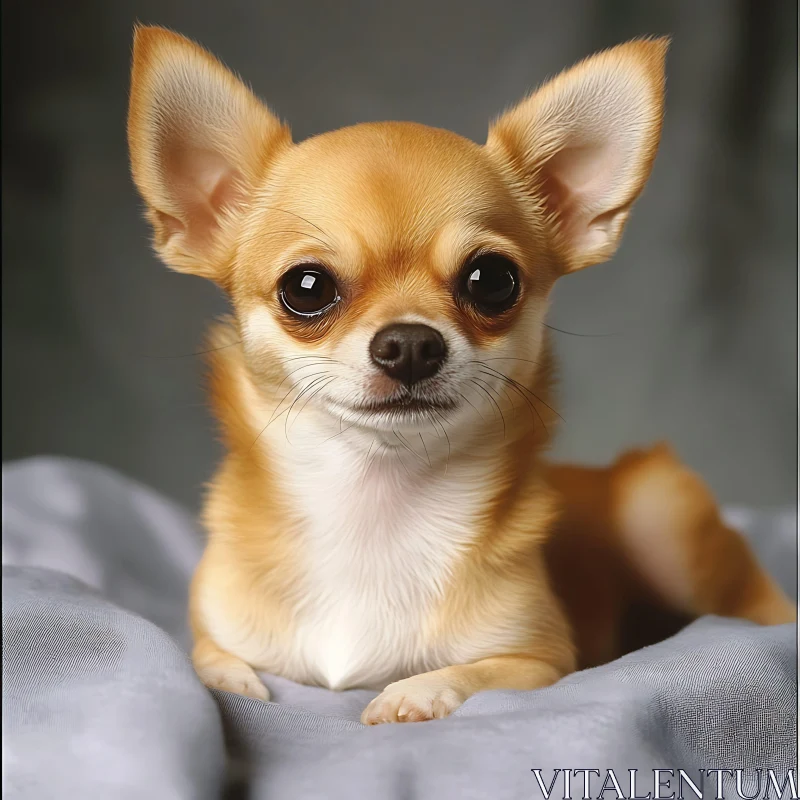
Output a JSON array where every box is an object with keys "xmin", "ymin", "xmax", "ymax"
[
  {"xmin": 127, "ymin": 26, "xmax": 291, "ymax": 283},
  {"xmin": 486, "ymin": 38, "xmax": 668, "ymax": 273}
]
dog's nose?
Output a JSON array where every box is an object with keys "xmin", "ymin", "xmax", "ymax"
[{"xmin": 369, "ymin": 323, "xmax": 447, "ymax": 386}]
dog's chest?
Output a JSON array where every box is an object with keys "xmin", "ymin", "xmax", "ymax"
[{"xmin": 278, "ymin": 444, "xmax": 485, "ymax": 690}]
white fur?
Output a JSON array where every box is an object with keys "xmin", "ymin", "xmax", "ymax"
[
  {"xmin": 202, "ymin": 406, "xmax": 536, "ymax": 691},
  {"xmin": 253, "ymin": 411, "xmax": 539, "ymax": 689},
  {"xmin": 281, "ymin": 425, "xmax": 482, "ymax": 689},
  {"xmin": 203, "ymin": 303, "xmax": 550, "ymax": 690}
]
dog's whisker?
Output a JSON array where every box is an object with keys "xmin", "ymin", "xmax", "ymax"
[
  {"xmin": 251, "ymin": 376, "xmax": 310, "ymax": 449},
  {"xmin": 469, "ymin": 377, "xmax": 503, "ymax": 427},
  {"xmin": 359, "ymin": 439, "xmax": 381, "ymax": 488},
  {"xmin": 468, "ymin": 379, "xmax": 495, "ymax": 418},
  {"xmin": 474, "ymin": 362, "xmax": 565, "ymax": 425},
  {"xmin": 394, "ymin": 447, "xmax": 413, "ymax": 479},
  {"xmin": 418, "ymin": 433, "xmax": 432, "ymax": 468},
  {"xmin": 262, "ymin": 206, "xmax": 332, "ymax": 241},
  {"xmin": 477, "ymin": 368, "xmax": 544, "ymax": 434},
  {"xmin": 252, "ymin": 371, "xmax": 330, "ymax": 454},
  {"xmin": 477, "ymin": 356, "xmax": 545, "ymax": 367},
  {"xmin": 140, "ymin": 341, "xmax": 242, "ymax": 360},
  {"xmin": 378, "ymin": 442, "xmax": 390, "ymax": 473},
  {"xmin": 269, "ymin": 365, "xmax": 335, "ymax": 406},
  {"xmin": 393, "ymin": 430, "xmax": 428, "ymax": 466},
  {"xmin": 289, "ymin": 376, "xmax": 338, "ymax": 435},
  {"xmin": 265, "ymin": 377, "xmax": 323, "ymax": 425},
  {"xmin": 543, "ymin": 322, "xmax": 616, "ymax": 338},
  {"xmin": 251, "ymin": 367, "xmax": 332, "ymax": 452},
  {"xmin": 322, "ymin": 411, "xmax": 364, "ymax": 444},
  {"xmin": 256, "ymin": 229, "xmax": 335, "ymax": 253},
  {"xmin": 248, "ymin": 403, "xmax": 291, "ymax": 454},
  {"xmin": 454, "ymin": 389, "xmax": 484, "ymax": 421},
  {"xmin": 485, "ymin": 376, "xmax": 515, "ymax": 416},
  {"xmin": 476, "ymin": 368, "xmax": 535, "ymax": 421},
  {"xmin": 346, "ymin": 439, "xmax": 385, "ymax": 502},
  {"xmin": 284, "ymin": 374, "xmax": 333, "ymax": 443},
  {"xmin": 430, "ymin": 411, "xmax": 451, "ymax": 476},
  {"xmin": 471, "ymin": 377, "xmax": 506, "ymax": 438},
  {"xmin": 283, "ymin": 354, "xmax": 340, "ymax": 364},
  {"xmin": 458, "ymin": 385, "xmax": 489, "ymax": 423}
]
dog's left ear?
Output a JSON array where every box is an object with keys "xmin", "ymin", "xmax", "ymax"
[{"xmin": 486, "ymin": 38, "xmax": 668, "ymax": 273}]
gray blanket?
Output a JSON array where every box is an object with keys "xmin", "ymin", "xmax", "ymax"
[{"xmin": 2, "ymin": 457, "xmax": 797, "ymax": 799}]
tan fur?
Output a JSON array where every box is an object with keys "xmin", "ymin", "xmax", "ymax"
[
  {"xmin": 545, "ymin": 446, "xmax": 796, "ymax": 671},
  {"xmin": 127, "ymin": 27, "xmax": 796, "ymax": 725}
]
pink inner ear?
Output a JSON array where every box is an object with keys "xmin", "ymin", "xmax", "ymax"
[
  {"xmin": 160, "ymin": 144, "xmax": 244, "ymax": 250},
  {"xmin": 538, "ymin": 141, "xmax": 626, "ymax": 253}
]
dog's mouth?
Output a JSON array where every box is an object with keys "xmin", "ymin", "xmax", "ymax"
[
  {"xmin": 321, "ymin": 383, "xmax": 461, "ymax": 429},
  {"xmin": 350, "ymin": 395, "xmax": 457, "ymax": 417}
]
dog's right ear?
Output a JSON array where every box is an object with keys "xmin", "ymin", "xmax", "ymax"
[{"xmin": 128, "ymin": 26, "xmax": 290, "ymax": 284}]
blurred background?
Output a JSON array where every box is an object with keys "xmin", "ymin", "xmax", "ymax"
[{"xmin": 2, "ymin": 0, "xmax": 797, "ymax": 512}]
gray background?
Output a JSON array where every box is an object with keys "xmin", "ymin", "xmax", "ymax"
[{"xmin": 2, "ymin": 0, "xmax": 797, "ymax": 511}]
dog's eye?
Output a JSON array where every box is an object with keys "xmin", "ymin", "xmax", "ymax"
[
  {"xmin": 460, "ymin": 253, "xmax": 519, "ymax": 314},
  {"xmin": 279, "ymin": 266, "xmax": 340, "ymax": 317}
]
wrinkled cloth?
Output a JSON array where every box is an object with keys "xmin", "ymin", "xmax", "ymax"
[{"xmin": 2, "ymin": 457, "xmax": 797, "ymax": 799}]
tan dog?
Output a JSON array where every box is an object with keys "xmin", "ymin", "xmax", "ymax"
[{"xmin": 127, "ymin": 26, "xmax": 795, "ymax": 725}]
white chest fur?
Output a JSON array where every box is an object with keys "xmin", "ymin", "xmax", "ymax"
[{"xmin": 269, "ymin": 428, "xmax": 491, "ymax": 690}]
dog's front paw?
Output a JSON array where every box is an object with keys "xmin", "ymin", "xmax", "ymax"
[
  {"xmin": 361, "ymin": 675, "xmax": 466, "ymax": 724},
  {"xmin": 196, "ymin": 662, "xmax": 270, "ymax": 702}
]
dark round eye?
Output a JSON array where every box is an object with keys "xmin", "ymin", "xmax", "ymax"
[
  {"xmin": 460, "ymin": 253, "xmax": 519, "ymax": 314},
  {"xmin": 279, "ymin": 265, "xmax": 340, "ymax": 317}
]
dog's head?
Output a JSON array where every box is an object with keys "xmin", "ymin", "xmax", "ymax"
[{"xmin": 128, "ymin": 27, "xmax": 666, "ymax": 436}]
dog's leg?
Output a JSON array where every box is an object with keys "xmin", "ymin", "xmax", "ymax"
[
  {"xmin": 548, "ymin": 444, "xmax": 796, "ymax": 642},
  {"xmin": 189, "ymin": 546, "xmax": 272, "ymax": 701},
  {"xmin": 612, "ymin": 444, "xmax": 796, "ymax": 624},
  {"xmin": 360, "ymin": 656, "xmax": 565, "ymax": 725},
  {"xmin": 192, "ymin": 636, "xmax": 270, "ymax": 701}
]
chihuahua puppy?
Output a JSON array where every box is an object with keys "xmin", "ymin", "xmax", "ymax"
[{"xmin": 127, "ymin": 27, "xmax": 795, "ymax": 725}]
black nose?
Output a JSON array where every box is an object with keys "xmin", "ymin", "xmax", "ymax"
[{"xmin": 369, "ymin": 323, "xmax": 447, "ymax": 386}]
